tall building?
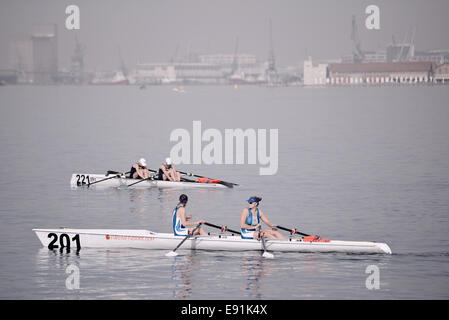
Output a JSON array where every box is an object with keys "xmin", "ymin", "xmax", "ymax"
[
  {"xmin": 32, "ymin": 24, "xmax": 58, "ymax": 84},
  {"xmin": 265, "ymin": 19, "xmax": 279, "ymax": 84},
  {"xmin": 303, "ymin": 57, "xmax": 328, "ymax": 85},
  {"xmin": 71, "ymin": 37, "xmax": 84, "ymax": 84},
  {"xmin": 351, "ymin": 15, "xmax": 364, "ymax": 62},
  {"xmin": 10, "ymin": 38, "xmax": 34, "ymax": 83}
]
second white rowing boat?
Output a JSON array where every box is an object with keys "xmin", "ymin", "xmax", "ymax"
[{"xmin": 71, "ymin": 173, "xmax": 228, "ymax": 189}]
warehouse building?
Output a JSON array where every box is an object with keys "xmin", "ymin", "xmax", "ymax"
[
  {"xmin": 328, "ymin": 61, "xmax": 435, "ymax": 85},
  {"xmin": 434, "ymin": 63, "xmax": 449, "ymax": 83}
]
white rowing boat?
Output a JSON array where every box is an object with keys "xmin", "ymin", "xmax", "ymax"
[
  {"xmin": 33, "ymin": 228, "xmax": 392, "ymax": 254},
  {"xmin": 71, "ymin": 173, "xmax": 228, "ymax": 189}
]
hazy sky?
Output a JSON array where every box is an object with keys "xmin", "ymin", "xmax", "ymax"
[{"xmin": 1, "ymin": 0, "xmax": 449, "ymax": 70}]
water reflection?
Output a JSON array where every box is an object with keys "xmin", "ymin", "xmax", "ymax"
[
  {"xmin": 171, "ymin": 253, "xmax": 200, "ymax": 299},
  {"xmin": 240, "ymin": 253, "xmax": 273, "ymax": 299},
  {"xmin": 37, "ymin": 248, "xmax": 81, "ymax": 267},
  {"xmin": 128, "ymin": 188, "xmax": 152, "ymax": 214},
  {"xmin": 34, "ymin": 248, "xmax": 82, "ymax": 294}
]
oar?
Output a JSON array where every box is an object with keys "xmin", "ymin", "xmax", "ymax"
[
  {"xmin": 85, "ymin": 171, "xmax": 130, "ymax": 187},
  {"xmin": 258, "ymin": 226, "xmax": 274, "ymax": 259},
  {"xmin": 274, "ymin": 225, "xmax": 312, "ymax": 237},
  {"xmin": 120, "ymin": 173, "xmax": 158, "ymax": 189},
  {"xmin": 178, "ymin": 170, "xmax": 238, "ymax": 188},
  {"xmin": 165, "ymin": 223, "xmax": 202, "ymax": 257},
  {"xmin": 146, "ymin": 168, "xmax": 195, "ymax": 182},
  {"xmin": 149, "ymin": 168, "xmax": 196, "ymax": 183},
  {"xmin": 148, "ymin": 167, "xmax": 236, "ymax": 187},
  {"xmin": 106, "ymin": 170, "xmax": 121, "ymax": 176},
  {"xmin": 204, "ymin": 222, "xmax": 241, "ymax": 235}
]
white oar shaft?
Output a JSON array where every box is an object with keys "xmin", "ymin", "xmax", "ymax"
[
  {"xmin": 258, "ymin": 227, "xmax": 274, "ymax": 259},
  {"xmin": 87, "ymin": 171, "xmax": 130, "ymax": 186}
]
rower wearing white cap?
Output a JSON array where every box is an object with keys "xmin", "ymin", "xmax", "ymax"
[
  {"xmin": 129, "ymin": 158, "xmax": 150, "ymax": 179},
  {"xmin": 158, "ymin": 157, "xmax": 180, "ymax": 182}
]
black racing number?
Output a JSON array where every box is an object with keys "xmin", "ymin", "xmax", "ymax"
[
  {"xmin": 59, "ymin": 234, "xmax": 70, "ymax": 249},
  {"xmin": 72, "ymin": 234, "xmax": 81, "ymax": 249},
  {"xmin": 47, "ymin": 233, "xmax": 81, "ymax": 250},
  {"xmin": 76, "ymin": 175, "xmax": 90, "ymax": 186},
  {"xmin": 48, "ymin": 233, "xmax": 59, "ymax": 249}
]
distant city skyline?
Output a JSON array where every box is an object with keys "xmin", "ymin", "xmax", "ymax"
[{"xmin": 1, "ymin": 0, "xmax": 449, "ymax": 70}]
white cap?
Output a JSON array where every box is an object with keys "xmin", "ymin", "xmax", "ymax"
[
  {"xmin": 138, "ymin": 158, "xmax": 147, "ymax": 167},
  {"xmin": 165, "ymin": 157, "xmax": 172, "ymax": 165}
]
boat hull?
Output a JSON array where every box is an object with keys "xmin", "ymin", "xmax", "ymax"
[
  {"xmin": 33, "ymin": 228, "xmax": 392, "ymax": 254},
  {"xmin": 70, "ymin": 174, "xmax": 228, "ymax": 189}
]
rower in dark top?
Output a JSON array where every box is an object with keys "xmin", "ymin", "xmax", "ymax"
[
  {"xmin": 158, "ymin": 158, "xmax": 181, "ymax": 182},
  {"xmin": 129, "ymin": 158, "xmax": 150, "ymax": 179}
]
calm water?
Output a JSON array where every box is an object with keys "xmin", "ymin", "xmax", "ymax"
[{"xmin": 0, "ymin": 85, "xmax": 448, "ymax": 299}]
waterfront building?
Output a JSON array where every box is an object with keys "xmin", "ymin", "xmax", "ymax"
[
  {"xmin": 134, "ymin": 53, "xmax": 268, "ymax": 85},
  {"xmin": 70, "ymin": 38, "xmax": 84, "ymax": 84},
  {"xmin": 134, "ymin": 63, "xmax": 176, "ymax": 84},
  {"xmin": 198, "ymin": 53, "xmax": 265, "ymax": 83},
  {"xmin": 342, "ymin": 51, "xmax": 387, "ymax": 63},
  {"xmin": 328, "ymin": 61, "xmax": 435, "ymax": 85},
  {"xmin": 412, "ymin": 50, "xmax": 449, "ymax": 64},
  {"xmin": 134, "ymin": 62, "xmax": 223, "ymax": 84},
  {"xmin": 303, "ymin": 57, "xmax": 328, "ymax": 85},
  {"xmin": 434, "ymin": 63, "xmax": 449, "ymax": 83},
  {"xmin": 198, "ymin": 54, "xmax": 257, "ymax": 66},
  {"xmin": 32, "ymin": 24, "xmax": 58, "ymax": 85},
  {"xmin": 9, "ymin": 38, "xmax": 33, "ymax": 84}
]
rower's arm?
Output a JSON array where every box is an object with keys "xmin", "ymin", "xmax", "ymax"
[
  {"xmin": 260, "ymin": 211, "xmax": 274, "ymax": 228},
  {"xmin": 136, "ymin": 167, "xmax": 149, "ymax": 179},
  {"xmin": 132, "ymin": 165, "xmax": 140, "ymax": 179},
  {"xmin": 179, "ymin": 208, "xmax": 200, "ymax": 227},
  {"xmin": 166, "ymin": 166, "xmax": 176, "ymax": 181},
  {"xmin": 160, "ymin": 165, "xmax": 171, "ymax": 180}
]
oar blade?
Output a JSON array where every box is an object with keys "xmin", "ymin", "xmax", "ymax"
[
  {"xmin": 262, "ymin": 251, "xmax": 274, "ymax": 259},
  {"xmin": 178, "ymin": 170, "xmax": 237, "ymax": 188},
  {"xmin": 165, "ymin": 251, "xmax": 178, "ymax": 257},
  {"xmin": 218, "ymin": 181, "xmax": 235, "ymax": 188},
  {"xmin": 82, "ymin": 171, "xmax": 130, "ymax": 187}
]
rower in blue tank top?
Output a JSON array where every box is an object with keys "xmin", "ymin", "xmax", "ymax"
[
  {"xmin": 240, "ymin": 196, "xmax": 285, "ymax": 240},
  {"xmin": 172, "ymin": 194, "xmax": 207, "ymax": 237}
]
